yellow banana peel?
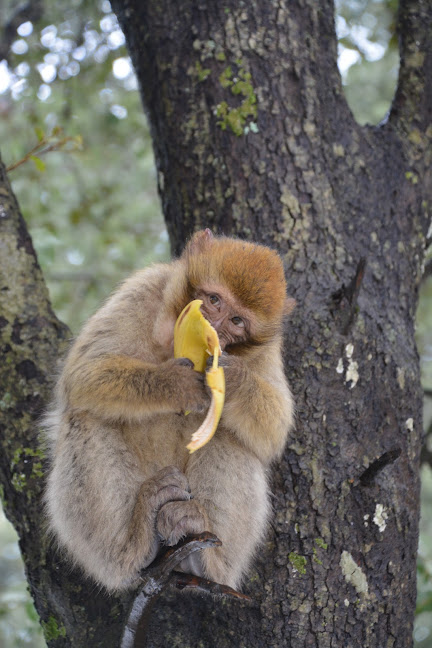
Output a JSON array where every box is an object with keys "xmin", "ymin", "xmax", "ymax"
[{"xmin": 174, "ymin": 299, "xmax": 225, "ymax": 453}]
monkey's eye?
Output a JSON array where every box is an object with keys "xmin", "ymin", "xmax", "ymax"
[
  {"xmin": 231, "ymin": 316, "xmax": 245, "ymax": 327},
  {"xmin": 209, "ymin": 295, "xmax": 220, "ymax": 306}
]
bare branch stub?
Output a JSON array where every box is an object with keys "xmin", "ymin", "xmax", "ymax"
[
  {"xmin": 330, "ymin": 258, "xmax": 367, "ymax": 335},
  {"xmin": 359, "ymin": 448, "xmax": 402, "ymax": 487}
]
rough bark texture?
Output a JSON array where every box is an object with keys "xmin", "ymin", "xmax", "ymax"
[
  {"xmin": 110, "ymin": 0, "xmax": 432, "ymax": 645},
  {"xmin": 0, "ymin": 159, "xmax": 135, "ymax": 646},
  {"xmin": 0, "ymin": 0, "xmax": 431, "ymax": 646}
]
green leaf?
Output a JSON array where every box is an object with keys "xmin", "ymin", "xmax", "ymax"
[
  {"xmin": 34, "ymin": 127, "xmax": 45, "ymax": 142},
  {"xmin": 74, "ymin": 134, "xmax": 84, "ymax": 149},
  {"xmin": 416, "ymin": 594, "xmax": 432, "ymax": 615},
  {"xmin": 30, "ymin": 155, "xmax": 46, "ymax": 172},
  {"xmin": 69, "ymin": 208, "xmax": 83, "ymax": 225}
]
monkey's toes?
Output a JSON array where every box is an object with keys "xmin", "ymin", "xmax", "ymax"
[
  {"xmin": 156, "ymin": 500, "xmax": 206, "ymax": 546},
  {"xmin": 150, "ymin": 466, "xmax": 191, "ymax": 510}
]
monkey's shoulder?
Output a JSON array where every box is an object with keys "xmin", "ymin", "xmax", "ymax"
[
  {"xmin": 108, "ymin": 263, "xmax": 175, "ymax": 310},
  {"xmin": 71, "ymin": 263, "xmax": 176, "ymax": 355}
]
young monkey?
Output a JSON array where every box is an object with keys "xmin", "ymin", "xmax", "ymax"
[{"xmin": 44, "ymin": 229, "xmax": 295, "ymax": 591}]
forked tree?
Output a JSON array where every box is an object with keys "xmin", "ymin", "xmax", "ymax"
[{"xmin": 1, "ymin": 0, "xmax": 431, "ymax": 646}]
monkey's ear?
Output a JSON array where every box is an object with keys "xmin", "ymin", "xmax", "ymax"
[
  {"xmin": 284, "ymin": 296, "xmax": 296, "ymax": 316},
  {"xmin": 186, "ymin": 229, "xmax": 214, "ymax": 256}
]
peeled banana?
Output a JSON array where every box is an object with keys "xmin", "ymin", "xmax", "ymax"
[{"xmin": 174, "ymin": 299, "xmax": 225, "ymax": 453}]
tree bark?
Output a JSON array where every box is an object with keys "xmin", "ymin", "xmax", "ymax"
[
  {"xmin": 0, "ymin": 159, "xmax": 134, "ymax": 646},
  {"xmin": 110, "ymin": 0, "xmax": 432, "ymax": 646},
  {"xmin": 0, "ymin": 0, "xmax": 431, "ymax": 646}
]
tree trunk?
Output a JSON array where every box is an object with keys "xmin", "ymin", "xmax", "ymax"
[
  {"xmin": 1, "ymin": 0, "xmax": 431, "ymax": 646},
  {"xmin": 110, "ymin": 0, "xmax": 432, "ymax": 645}
]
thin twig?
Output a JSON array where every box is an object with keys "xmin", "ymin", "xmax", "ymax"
[
  {"xmin": 6, "ymin": 132, "xmax": 82, "ymax": 173},
  {"xmin": 121, "ymin": 532, "xmax": 251, "ymax": 648}
]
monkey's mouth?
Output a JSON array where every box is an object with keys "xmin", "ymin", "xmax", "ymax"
[
  {"xmin": 205, "ymin": 321, "xmax": 227, "ymax": 351},
  {"xmin": 216, "ymin": 336, "xmax": 227, "ymax": 352},
  {"xmin": 199, "ymin": 312, "xmax": 226, "ymax": 351}
]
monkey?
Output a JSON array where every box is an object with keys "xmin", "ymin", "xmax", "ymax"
[{"xmin": 43, "ymin": 229, "xmax": 295, "ymax": 592}]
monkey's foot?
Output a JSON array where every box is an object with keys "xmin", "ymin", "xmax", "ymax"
[{"xmin": 156, "ymin": 498, "xmax": 207, "ymax": 545}]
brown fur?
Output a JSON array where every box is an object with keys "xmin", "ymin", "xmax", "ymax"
[
  {"xmin": 43, "ymin": 231, "xmax": 294, "ymax": 591},
  {"xmin": 186, "ymin": 231, "xmax": 287, "ymax": 321}
]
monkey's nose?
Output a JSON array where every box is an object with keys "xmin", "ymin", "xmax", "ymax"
[{"xmin": 210, "ymin": 315, "xmax": 226, "ymax": 331}]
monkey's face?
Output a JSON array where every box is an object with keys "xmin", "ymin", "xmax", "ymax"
[{"xmin": 194, "ymin": 284, "xmax": 251, "ymax": 351}]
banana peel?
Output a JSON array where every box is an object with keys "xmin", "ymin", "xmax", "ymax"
[{"xmin": 174, "ymin": 299, "xmax": 225, "ymax": 453}]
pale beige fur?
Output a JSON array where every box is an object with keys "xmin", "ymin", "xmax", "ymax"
[{"xmin": 44, "ymin": 240, "xmax": 294, "ymax": 592}]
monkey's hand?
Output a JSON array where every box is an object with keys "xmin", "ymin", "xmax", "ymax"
[
  {"xmin": 156, "ymin": 358, "xmax": 211, "ymax": 413},
  {"xmin": 156, "ymin": 498, "xmax": 208, "ymax": 546},
  {"xmin": 135, "ymin": 466, "xmax": 193, "ymax": 569},
  {"xmin": 207, "ymin": 352, "xmax": 246, "ymax": 396}
]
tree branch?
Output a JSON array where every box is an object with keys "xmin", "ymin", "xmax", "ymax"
[
  {"xmin": 0, "ymin": 156, "xmax": 135, "ymax": 647},
  {"xmin": 121, "ymin": 533, "xmax": 251, "ymax": 648},
  {"xmin": 0, "ymin": 155, "xmax": 68, "ymax": 534},
  {"xmin": 390, "ymin": 0, "xmax": 432, "ymax": 140},
  {"xmin": 421, "ymin": 418, "xmax": 432, "ymax": 468},
  {"xmin": 422, "ymin": 259, "xmax": 432, "ymax": 283}
]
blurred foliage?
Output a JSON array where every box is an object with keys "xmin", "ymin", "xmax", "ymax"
[
  {"xmin": 417, "ymin": 257, "xmax": 432, "ymax": 648},
  {"xmin": 0, "ymin": 0, "xmax": 167, "ymax": 334},
  {"xmin": 335, "ymin": 0, "xmax": 399, "ymax": 124},
  {"xmin": 416, "ymin": 466, "xmax": 432, "ymax": 647},
  {"xmin": 418, "ymin": 268, "xmax": 432, "ymax": 390},
  {"xmin": 1, "ymin": 0, "xmax": 432, "ymax": 646},
  {"xmin": 0, "ymin": 509, "xmax": 45, "ymax": 647}
]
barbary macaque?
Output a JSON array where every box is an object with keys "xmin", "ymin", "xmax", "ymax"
[{"xmin": 44, "ymin": 229, "xmax": 295, "ymax": 591}]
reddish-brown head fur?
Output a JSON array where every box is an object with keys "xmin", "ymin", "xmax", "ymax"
[{"xmin": 184, "ymin": 230, "xmax": 287, "ymax": 323}]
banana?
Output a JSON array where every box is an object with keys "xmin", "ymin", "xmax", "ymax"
[{"xmin": 174, "ymin": 299, "xmax": 225, "ymax": 453}]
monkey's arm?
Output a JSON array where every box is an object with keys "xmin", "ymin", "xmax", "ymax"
[
  {"xmin": 218, "ymin": 347, "xmax": 293, "ymax": 463},
  {"xmin": 61, "ymin": 353, "xmax": 209, "ymax": 420}
]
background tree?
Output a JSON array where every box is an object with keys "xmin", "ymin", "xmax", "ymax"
[{"xmin": 1, "ymin": 0, "xmax": 432, "ymax": 647}]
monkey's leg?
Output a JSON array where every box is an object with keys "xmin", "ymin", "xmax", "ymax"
[
  {"xmin": 110, "ymin": 466, "xmax": 194, "ymax": 587},
  {"xmin": 47, "ymin": 416, "xmax": 194, "ymax": 591},
  {"xmin": 182, "ymin": 435, "xmax": 270, "ymax": 589}
]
